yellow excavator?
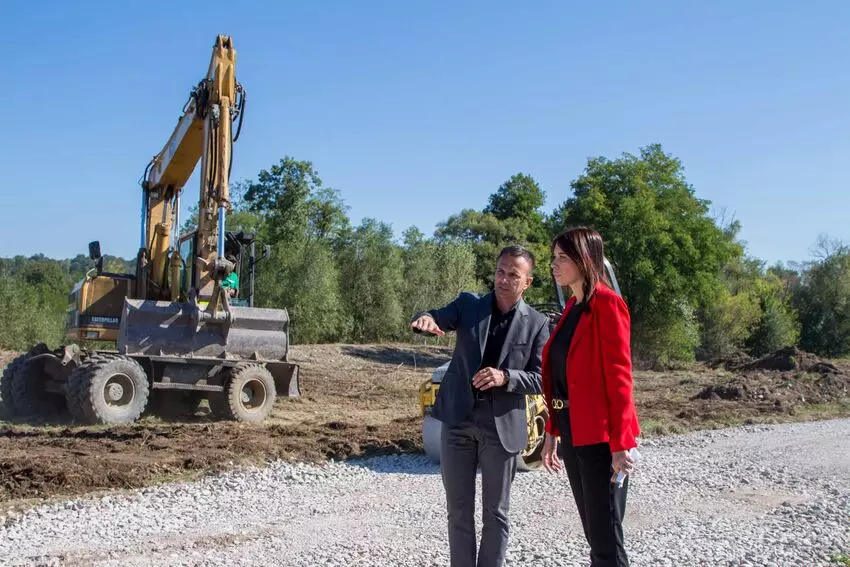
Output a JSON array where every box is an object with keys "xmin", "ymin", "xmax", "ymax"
[{"xmin": 0, "ymin": 35, "xmax": 299, "ymax": 424}]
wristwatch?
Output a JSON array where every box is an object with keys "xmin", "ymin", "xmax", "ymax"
[{"xmin": 502, "ymin": 369, "xmax": 509, "ymax": 382}]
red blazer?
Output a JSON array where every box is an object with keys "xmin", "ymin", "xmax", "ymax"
[{"xmin": 542, "ymin": 282, "xmax": 640, "ymax": 452}]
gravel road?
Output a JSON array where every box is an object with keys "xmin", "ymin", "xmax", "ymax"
[{"xmin": 1, "ymin": 419, "xmax": 848, "ymax": 566}]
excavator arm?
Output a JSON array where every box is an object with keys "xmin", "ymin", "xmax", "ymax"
[{"xmin": 137, "ymin": 34, "xmax": 244, "ymax": 306}]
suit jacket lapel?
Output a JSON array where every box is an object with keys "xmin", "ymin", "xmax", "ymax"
[
  {"xmin": 497, "ymin": 299, "xmax": 528, "ymax": 367},
  {"xmin": 477, "ymin": 293, "xmax": 492, "ymax": 357}
]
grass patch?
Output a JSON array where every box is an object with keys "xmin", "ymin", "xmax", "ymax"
[
  {"xmin": 791, "ymin": 400, "xmax": 850, "ymax": 420},
  {"xmin": 636, "ymin": 402, "xmax": 850, "ymax": 439},
  {"xmin": 637, "ymin": 418, "xmax": 685, "ymax": 437}
]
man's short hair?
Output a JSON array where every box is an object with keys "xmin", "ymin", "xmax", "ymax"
[{"xmin": 497, "ymin": 245, "xmax": 535, "ymax": 271}]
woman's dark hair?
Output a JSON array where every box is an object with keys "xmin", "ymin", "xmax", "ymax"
[{"xmin": 551, "ymin": 226, "xmax": 610, "ymax": 303}]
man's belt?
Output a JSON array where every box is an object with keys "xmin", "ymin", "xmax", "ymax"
[
  {"xmin": 474, "ymin": 389, "xmax": 492, "ymax": 401},
  {"xmin": 551, "ymin": 398, "xmax": 569, "ymax": 410}
]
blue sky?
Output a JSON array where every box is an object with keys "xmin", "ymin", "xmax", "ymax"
[{"xmin": 3, "ymin": 1, "xmax": 848, "ymax": 266}]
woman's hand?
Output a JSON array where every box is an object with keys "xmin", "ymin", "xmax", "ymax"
[
  {"xmin": 542, "ymin": 433, "xmax": 563, "ymax": 473},
  {"xmin": 611, "ymin": 449, "xmax": 636, "ymax": 477}
]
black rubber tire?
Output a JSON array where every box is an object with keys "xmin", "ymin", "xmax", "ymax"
[
  {"xmin": 10, "ymin": 346, "xmax": 65, "ymax": 418},
  {"xmin": 148, "ymin": 392, "xmax": 204, "ymax": 419},
  {"xmin": 66, "ymin": 354, "xmax": 115, "ymax": 423},
  {"xmin": 65, "ymin": 364, "xmax": 89, "ymax": 423},
  {"xmin": 66, "ymin": 356, "xmax": 150, "ymax": 424},
  {"xmin": 209, "ymin": 364, "xmax": 276, "ymax": 423},
  {"xmin": 0, "ymin": 352, "xmax": 30, "ymax": 417}
]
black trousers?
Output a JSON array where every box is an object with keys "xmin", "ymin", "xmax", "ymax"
[{"xmin": 556, "ymin": 410, "xmax": 629, "ymax": 567}]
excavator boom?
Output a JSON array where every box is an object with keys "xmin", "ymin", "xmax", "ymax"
[{"xmin": 138, "ymin": 35, "xmax": 242, "ymax": 303}]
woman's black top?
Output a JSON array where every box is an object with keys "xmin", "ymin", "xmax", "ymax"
[{"xmin": 548, "ymin": 301, "xmax": 585, "ymax": 400}]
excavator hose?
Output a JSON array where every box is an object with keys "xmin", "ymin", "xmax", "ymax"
[{"xmin": 232, "ymin": 83, "xmax": 246, "ymax": 143}]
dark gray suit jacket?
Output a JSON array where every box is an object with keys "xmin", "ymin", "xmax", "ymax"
[{"xmin": 415, "ymin": 292, "xmax": 550, "ymax": 454}]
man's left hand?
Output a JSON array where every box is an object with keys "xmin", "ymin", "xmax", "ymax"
[{"xmin": 472, "ymin": 367, "xmax": 508, "ymax": 391}]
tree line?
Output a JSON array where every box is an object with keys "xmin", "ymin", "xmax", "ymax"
[{"xmin": 1, "ymin": 144, "xmax": 848, "ymax": 367}]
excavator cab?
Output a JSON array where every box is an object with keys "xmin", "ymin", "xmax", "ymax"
[
  {"xmin": 218, "ymin": 230, "xmax": 271, "ymax": 308},
  {"xmin": 64, "ymin": 240, "xmax": 135, "ymax": 343}
]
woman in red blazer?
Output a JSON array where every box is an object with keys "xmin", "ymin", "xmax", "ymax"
[{"xmin": 540, "ymin": 227, "xmax": 640, "ymax": 567}]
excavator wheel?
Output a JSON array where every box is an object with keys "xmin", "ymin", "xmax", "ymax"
[
  {"xmin": 1, "ymin": 352, "xmax": 30, "ymax": 417},
  {"xmin": 10, "ymin": 344, "xmax": 65, "ymax": 418},
  {"xmin": 209, "ymin": 363, "xmax": 276, "ymax": 423},
  {"xmin": 64, "ymin": 355, "xmax": 112, "ymax": 423},
  {"xmin": 66, "ymin": 356, "xmax": 150, "ymax": 425}
]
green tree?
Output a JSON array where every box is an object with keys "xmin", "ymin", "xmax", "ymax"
[
  {"xmin": 18, "ymin": 258, "xmax": 72, "ymax": 297},
  {"xmin": 552, "ymin": 144, "xmax": 741, "ymax": 365},
  {"xmin": 401, "ymin": 227, "xmax": 440, "ymax": 318},
  {"xmin": 794, "ymin": 246, "xmax": 850, "ymax": 357},
  {"xmin": 68, "ymin": 254, "xmax": 94, "ymax": 280},
  {"xmin": 337, "ymin": 219, "xmax": 405, "ymax": 342},
  {"xmin": 694, "ymin": 228, "xmax": 801, "ymax": 359},
  {"xmin": 484, "ymin": 173, "xmax": 547, "ymax": 228},
  {"xmin": 698, "ymin": 254, "xmax": 762, "ymax": 359},
  {"xmin": 697, "ymin": 288, "xmax": 762, "ymax": 360},
  {"xmin": 241, "ymin": 157, "xmax": 352, "ymax": 342},
  {"xmin": 307, "ymin": 187, "xmax": 350, "ymax": 244},
  {"xmin": 243, "ymin": 157, "xmax": 322, "ymax": 246},
  {"xmin": 0, "ymin": 256, "xmax": 28, "ymax": 278},
  {"xmin": 436, "ymin": 172, "xmax": 553, "ymax": 303},
  {"xmin": 401, "ymin": 227, "xmax": 480, "ymax": 331},
  {"xmin": 745, "ymin": 277, "xmax": 800, "ymax": 356},
  {"xmin": 437, "ymin": 211, "xmax": 551, "ymax": 302},
  {"xmin": 0, "ymin": 274, "xmax": 66, "ymax": 350},
  {"xmin": 255, "ymin": 238, "xmax": 349, "ymax": 344},
  {"xmin": 640, "ymin": 299, "xmax": 701, "ymax": 367}
]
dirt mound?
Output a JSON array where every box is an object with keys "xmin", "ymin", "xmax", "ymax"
[
  {"xmin": 692, "ymin": 366, "xmax": 849, "ymax": 406},
  {"xmin": 692, "ymin": 384, "xmax": 744, "ymax": 401},
  {"xmin": 693, "ymin": 347, "xmax": 848, "ymax": 407},
  {"xmin": 708, "ymin": 351, "xmax": 754, "ymax": 371},
  {"xmin": 731, "ymin": 346, "xmax": 839, "ymax": 374}
]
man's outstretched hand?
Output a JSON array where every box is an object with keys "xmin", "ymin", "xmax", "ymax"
[{"xmin": 410, "ymin": 314, "xmax": 445, "ymax": 336}]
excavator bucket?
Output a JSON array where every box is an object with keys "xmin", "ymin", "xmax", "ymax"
[
  {"xmin": 118, "ymin": 298, "xmax": 291, "ymax": 359},
  {"xmin": 116, "ymin": 298, "xmax": 299, "ymax": 395}
]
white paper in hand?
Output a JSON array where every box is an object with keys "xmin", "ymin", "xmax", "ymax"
[{"xmin": 613, "ymin": 448, "xmax": 642, "ymax": 487}]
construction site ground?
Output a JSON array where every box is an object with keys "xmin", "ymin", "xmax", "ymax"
[{"xmin": 0, "ymin": 343, "xmax": 848, "ymax": 514}]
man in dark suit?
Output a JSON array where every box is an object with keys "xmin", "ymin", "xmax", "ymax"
[{"xmin": 411, "ymin": 245, "xmax": 550, "ymax": 567}]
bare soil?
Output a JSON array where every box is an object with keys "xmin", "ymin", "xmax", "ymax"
[{"xmin": 0, "ymin": 344, "xmax": 848, "ymax": 510}]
